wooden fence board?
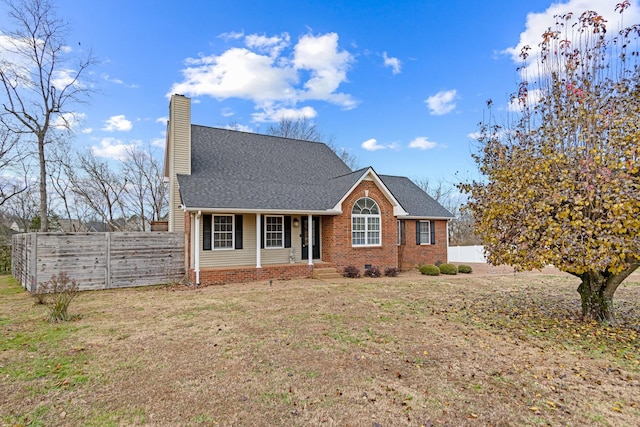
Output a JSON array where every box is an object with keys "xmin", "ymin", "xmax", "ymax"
[{"xmin": 12, "ymin": 232, "xmax": 185, "ymax": 292}]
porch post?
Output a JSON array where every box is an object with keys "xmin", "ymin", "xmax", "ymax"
[
  {"xmin": 256, "ymin": 213, "xmax": 262, "ymax": 268},
  {"xmin": 307, "ymin": 214, "xmax": 313, "ymax": 266},
  {"xmin": 195, "ymin": 211, "xmax": 201, "ymax": 285}
]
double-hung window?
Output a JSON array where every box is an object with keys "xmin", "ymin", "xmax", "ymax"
[
  {"xmin": 265, "ymin": 215, "xmax": 284, "ymax": 248},
  {"xmin": 417, "ymin": 220, "xmax": 431, "ymax": 245},
  {"xmin": 213, "ymin": 215, "xmax": 234, "ymax": 249},
  {"xmin": 203, "ymin": 214, "xmax": 243, "ymax": 250},
  {"xmin": 351, "ymin": 197, "xmax": 381, "ymax": 247}
]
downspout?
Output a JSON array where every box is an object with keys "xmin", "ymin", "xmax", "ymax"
[
  {"xmin": 195, "ymin": 211, "xmax": 201, "ymax": 286},
  {"xmin": 307, "ymin": 214, "xmax": 313, "ymax": 266},
  {"xmin": 446, "ymin": 219, "xmax": 450, "ymax": 263},
  {"xmin": 256, "ymin": 213, "xmax": 262, "ymax": 268}
]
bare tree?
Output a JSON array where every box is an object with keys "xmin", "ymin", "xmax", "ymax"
[
  {"xmin": 70, "ymin": 150, "xmax": 127, "ymax": 232},
  {"xmin": 266, "ymin": 117, "xmax": 358, "ymax": 170},
  {"xmin": 0, "ymin": 127, "xmax": 28, "ymax": 206},
  {"xmin": 3, "ymin": 180, "xmax": 39, "ymax": 232},
  {"xmin": 121, "ymin": 145, "xmax": 168, "ymax": 231},
  {"xmin": 0, "ymin": 0, "xmax": 95, "ymax": 231},
  {"xmin": 414, "ymin": 176, "xmax": 479, "ymax": 245}
]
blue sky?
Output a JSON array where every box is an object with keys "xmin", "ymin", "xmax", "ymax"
[{"xmin": 2, "ymin": 0, "xmax": 638, "ymax": 187}]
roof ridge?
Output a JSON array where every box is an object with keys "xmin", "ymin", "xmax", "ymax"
[{"xmin": 191, "ymin": 124, "xmax": 331, "ymax": 146}]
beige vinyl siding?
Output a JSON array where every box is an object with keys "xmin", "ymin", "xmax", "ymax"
[
  {"xmin": 168, "ymin": 95, "xmax": 191, "ymax": 233},
  {"xmin": 198, "ymin": 214, "xmax": 256, "ymax": 267},
  {"xmin": 197, "ymin": 214, "xmax": 305, "ymax": 268}
]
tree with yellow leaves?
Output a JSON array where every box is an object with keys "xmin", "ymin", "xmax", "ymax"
[{"xmin": 461, "ymin": 2, "xmax": 640, "ymax": 322}]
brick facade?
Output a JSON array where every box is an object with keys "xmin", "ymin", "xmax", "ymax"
[
  {"xmin": 322, "ymin": 180, "xmax": 398, "ymax": 273},
  {"xmin": 398, "ymin": 219, "xmax": 449, "ymax": 270}
]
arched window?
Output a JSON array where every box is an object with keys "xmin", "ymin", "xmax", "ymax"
[{"xmin": 351, "ymin": 197, "xmax": 381, "ymax": 246}]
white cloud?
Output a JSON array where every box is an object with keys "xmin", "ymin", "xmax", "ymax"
[
  {"xmin": 52, "ymin": 112, "xmax": 85, "ymax": 131},
  {"xmin": 172, "ymin": 47, "xmax": 298, "ymax": 102},
  {"xmin": 221, "ymin": 108, "xmax": 235, "ymax": 117},
  {"xmin": 91, "ymin": 138, "xmax": 135, "ymax": 161},
  {"xmin": 361, "ymin": 138, "xmax": 400, "ymax": 151},
  {"xmin": 245, "ymin": 33, "xmax": 290, "ymax": 57},
  {"xmin": 102, "ymin": 73, "xmax": 139, "ymax": 88},
  {"xmin": 361, "ymin": 138, "xmax": 385, "ymax": 151},
  {"xmin": 223, "ymin": 123, "xmax": 253, "ymax": 133},
  {"xmin": 170, "ymin": 31, "xmax": 357, "ymax": 122},
  {"xmin": 81, "ymin": 127, "xmax": 93, "ymax": 134},
  {"xmin": 102, "ymin": 115, "xmax": 133, "ymax": 132},
  {"xmin": 507, "ymin": 88, "xmax": 543, "ymax": 112},
  {"xmin": 218, "ymin": 31, "xmax": 245, "ymax": 41},
  {"xmin": 503, "ymin": 1, "xmax": 640, "ymax": 68},
  {"xmin": 151, "ymin": 138, "xmax": 165, "ymax": 148},
  {"xmin": 156, "ymin": 116, "xmax": 168, "ymax": 124},
  {"xmin": 382, "ymin": 52, "xmax": 401, "ymax": 74},
  {"xmin": 408, "ymin": 136, "xmax": 438, "ymax": 150},
  {"xmin": 425, "ymin": 89, "xmax": 457, "ymax": 116},
  {"xmin": 467, "ymin": 131, "xmax": 482, "ymax": 140},
  {"xmin": 252, "ymin": 105, "xmax": 317, "ymax": 123},
  {"xmin": 293, "ymin": 33, "xmax": 355, "ymax": 107}
]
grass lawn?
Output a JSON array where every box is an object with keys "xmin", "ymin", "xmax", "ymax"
[{"xmin": 2, "ymin": 268, "xmax": 640, "ymax": 426}]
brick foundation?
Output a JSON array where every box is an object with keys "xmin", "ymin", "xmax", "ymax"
[{"xmin": 190, "ymin": 263, "xmax": 314, "ymax": 286}]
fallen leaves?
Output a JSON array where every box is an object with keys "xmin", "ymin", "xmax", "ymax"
[{"xmin": 451, "ymin": 284, "xmax": 640, "ymax": 367}]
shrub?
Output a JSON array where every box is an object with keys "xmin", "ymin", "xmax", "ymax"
[
  {"xmin": 364, "ymin": 266, "xmax": 382, "ymax": 278},
  {"xmin": 343, "ymin": 265, "xmax": 361, "ymax": 278},
  {"xmin": 434, "ymin": 260, "xmax": 444, "ymax": 267},
  {"xmin": 439, "ymin": 263, "xmax": 458, "ymax": 275},
  {"xmin": 34, "ymin": 272, "xmax": 79, "ymax": 322},
  {"xmin": 419, "ymin": 264, "xmax": 440, "ymax": 276},
  {"xmin": 457, "ymin": 264, "xmax": 473, "ymax": 274},
  {"xmin": 384, "ymin": 267, "xmax": 400, "ymax": 277}
]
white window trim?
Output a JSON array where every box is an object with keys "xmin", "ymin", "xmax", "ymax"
[
  {"xmin": 264, "ymin": 215, "xmax": 284, "ymax": 249},
  {"xmin": 212, "ymin": 214, "xmax": 234, "ymax": 250},
  {"xmin": 351, "ymin": 198, "xmax": 382, "ymax": 247},
  {"xmin": 418, "ymin": 220, "xmax": 431, "ymax": 245}
]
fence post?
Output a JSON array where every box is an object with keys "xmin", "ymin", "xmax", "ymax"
[
  {"xmin": 30, "ymin": 233, "xmax": 38, "ymax": 293},
  {"xmin": 105, "ymin": 232, "xmax": 111, "ymax": 289}
]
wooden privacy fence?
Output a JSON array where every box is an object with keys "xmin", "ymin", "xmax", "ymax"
[{"xmin": 12, "ymin": 232, "xmax": 184, "ymax": 292}]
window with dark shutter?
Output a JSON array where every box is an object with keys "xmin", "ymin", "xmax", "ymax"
[
  {"xmin": 284, "ymin": 216, "xmax": 291, "ymax": 248},
  {"xmin": 235, "ymin": 215, "xmax": 243, "ymax": 249},
  {"xmin": 416, "ymin": 220, "xmax": 431, "ymax": 245},
  {"xmin": 430, "ymin": 220, "xmax": 436, "ymax": 244},
  {"xmin": 203, "ymin": 214, "xmax": 212, "ymax": 250}
]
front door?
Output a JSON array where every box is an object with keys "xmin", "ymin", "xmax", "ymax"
[{"xmin": 301, "ymin": 216, "xmax": 320, "ymax": 260}]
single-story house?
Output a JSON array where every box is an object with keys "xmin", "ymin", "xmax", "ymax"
[{"xmin": 164, "ymin": 94, "xmax": 454, "ymax": 285}]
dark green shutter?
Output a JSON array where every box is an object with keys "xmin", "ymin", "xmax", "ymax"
[
  {"xmin": 235, "ymin": 215, "xmax": 243, "ymax": 249},
  {"xmin": 203, "ymin": 214, "xmax": 211, "ymax": 250},
  {"xmin": 260, "ymin": 215, "xmax": 265, "ymax": 249},
  {"xmin": 430, "ymin": 220, "xmax": 436, "ymax": 244},
  {"xmin": 415, "ymin": 221, "xmax": 420, "ymax": 245},
  {"xmin": 284, "ymin": 216, "xmax": 291, "ymax": 248}
]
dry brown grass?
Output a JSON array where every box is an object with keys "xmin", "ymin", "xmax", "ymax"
[{"xmin": 2, "ymin": 266, "xmax": 640, "ymax": 426}]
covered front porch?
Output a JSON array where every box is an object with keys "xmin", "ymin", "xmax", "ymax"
[{"xmin": 188, "ymin": 212, "xmax": 327, "ymax": 286}]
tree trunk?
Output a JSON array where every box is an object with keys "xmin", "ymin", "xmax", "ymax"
[
  {"xmin": 577, "ymin": 265, "xmax": 639, "ymax": 323},
  {"xmin": 38, "ymin": 136, "xmax": 48, "ymax": 232}
]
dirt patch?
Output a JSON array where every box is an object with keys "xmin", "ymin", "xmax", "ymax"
[{"xmin": 1, "ymin": 270, "xmax": 640, "ymax": 426}]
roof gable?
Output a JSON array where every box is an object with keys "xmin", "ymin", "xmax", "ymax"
[{"xmin": 331, "ymin": 167, "xmax": 407, "ymax": 216}]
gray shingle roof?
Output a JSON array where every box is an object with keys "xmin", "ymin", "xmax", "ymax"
[
  {"xmin": 380, "ymin": 175, "xmax": 454, "ymax": 218},
  {"xmin": 177, "ymin": 126, "xmax": 453, "ymax": 218}
]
